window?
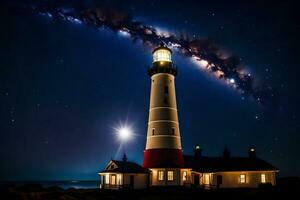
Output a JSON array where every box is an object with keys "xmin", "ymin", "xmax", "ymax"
[
  {"xmin": 158, "ymin": 170, "xmax": 164, "ymax": 181},
  {"xmin": 111, "ymin": 175, "xmax": 116, "ymax": 185},
  {"xmin": 182, "ymin": 171, "xmax": 187, "ymax": 182},
  {"xmin": 203, "ymin": 174, "xmax": 210, "ymax": 185},
  {"xmin": 153, "ymin": 49, "xmax": 171, "ymax": 62},
  {"xmin": 164, "ymin": 86, "xmax": 169, "ymax": 94},
  {"xmin": 172, "ymin": 128, "xmax": 175, "ymax": 135},
  {"xmin": 240, "ymin": 174, "xmax": 246, "ymax": 183},
  {"xmin": 152, "ymin": 128, "xmax": 155, "ymax": 135},
  {"xmin": 117, "ymin": 174, "xmax": 122, "ymax": 185},
  {"xmin": 261, "ymin": 174, "xmax": 266, "ymax": 183},
  {"xmin": 163, "ymin": 97, "xmax": 168, "ymax": 104},
  {"xmin": 167, "ymin": 171, "xmax": 174, "ymax": 181},
  {"xmin": 105, "ymin": 174, "xmax": 109, "ymax": 184}
]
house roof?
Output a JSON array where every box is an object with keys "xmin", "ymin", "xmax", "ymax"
[
  {"xmin": 101, "ymin": 160, "xmax": 149, "ymax": 173},
  {"xmin": 184, "ymin": 155, "xmax": 279, "ymax": 172}
]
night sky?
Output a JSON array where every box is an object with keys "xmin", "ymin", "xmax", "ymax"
[{"xmin": 1, "ymin": 0, "xmax": 299, "ymax": 181}]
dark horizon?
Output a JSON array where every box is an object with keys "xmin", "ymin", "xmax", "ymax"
[{"xmin": 1, "ymin": 0, "xmax": 299, "ymax": 181}]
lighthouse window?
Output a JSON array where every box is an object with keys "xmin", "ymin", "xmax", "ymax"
[
  {"xmin": 172, "ymin": 128, "xmax": 175, "ymax": 135},
  {"xmin": 164, "ymin": 86, "xmax": 169, "ymax": 94},
  {"xmin": 153, "ymin": 49, "xmax": 171, "ymax": 62},
  {"xmin": 152, "ymin": 128, "xmax": 155, "ymax": 135},
  {"xmin": 158, "ymin": 170, "xmax": 164, "ymax": 181},
  {"xmin": 163, "ymin": 97, "xmax": 168, "ymax": 104},
  {"xmin": 167, "ymin": 171, "xmax": 174, "ymax": 181}
]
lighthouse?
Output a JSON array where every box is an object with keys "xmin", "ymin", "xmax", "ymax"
[
  {"xmin": 99, "ymin": 43, "xmax": 279, "ymax": 189},
  {"xmin": 143, "ymin": 43, "xmax": 185, "ymax": 186}
]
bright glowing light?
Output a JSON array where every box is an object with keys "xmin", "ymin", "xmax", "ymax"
[
  {"xmin": 117, "ymin": 127, "xmax": 132, "ymax": 140},
  {"xmin": 261, "ymin": 174, "xmax": 266, "ymax": 183},
  {"xmin": 153, "ymin": 49, "xmax": 171, "ymax": 62},
  {"xmin": 230, "ymin": 78, "xmax": 235, "ymax": 84}
]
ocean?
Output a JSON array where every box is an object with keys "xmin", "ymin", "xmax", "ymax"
[{"xmin": 0, "ymin": 180, "xmax": 100, "ymax": 189}]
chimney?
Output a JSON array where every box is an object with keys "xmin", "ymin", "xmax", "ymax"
[
  {"xmin": 223, "ymin": 146, "xmax": 231, "ymax": 159},
  {"xmin": 122, "ymin": 153, "xmax": 128, "ymax": 162},
  {"xmin": 248, "ymin": 147, "xmax": 256, "ymax": 159},
  {"xmin": 194, "ymin": 144, "xmax": 202, "ymax": 158}
]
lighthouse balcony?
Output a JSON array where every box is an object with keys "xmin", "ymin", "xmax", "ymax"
[{"xmin": 148, "ymin": 64, "xmax": 177, "ymax": 76}]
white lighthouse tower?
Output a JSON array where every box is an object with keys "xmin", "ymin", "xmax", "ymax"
[{"xmin": 143, "ymin": 43, "xmax": 185, "ymax": 186}]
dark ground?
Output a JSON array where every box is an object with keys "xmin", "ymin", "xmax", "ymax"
[{"xmin": 1, "ymin": 177, "xmax": 299, "ymax": 200}]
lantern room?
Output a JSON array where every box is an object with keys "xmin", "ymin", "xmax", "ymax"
[{"xmin": 152, "ymin": 43, "xmax": 172, "ymax": 63}]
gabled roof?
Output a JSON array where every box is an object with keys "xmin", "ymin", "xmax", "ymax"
[
  {"xmin": 101, "ymin": 160, "xmax": 148, "ymax": 173},
  {"xmin": 184, "ymin": 155, "xmax": 279, "ymax": 172}
]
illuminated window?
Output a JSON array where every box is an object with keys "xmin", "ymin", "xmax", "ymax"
[
  {"xmin": 204, "ymin": 174, "xmax": 210, "ymax": 185},
  {"xmin": 261, "ymin": 174, "xmax": 266, "ymax": 183},
  {"xmin": 105, "ymin": 174, "xmax": 109, "ymax": 184},
  {"xmin": 111, "ymin": 175, "xmax": 116, "ymax": 185},
  {"xmin": 117, "ymin": 174, "xmax": 122, "ymax": 185},
  {"xmin": 153, "ymin": 49, "xmax": 171, "ymax": 62},
  {"xmin": 167, "ymin": 171, "xmax": 174, "ymax": 181},
  {"xmin": 182, "ymin": 171, "xmax": 187, "ymax": 181},
  {"xmin": 240, "ymin": 174, "xmax": 246, "ymax": 183},
  {"xmin": 158, "ymin": 170, "xmax": 164, "ymax": 181}
]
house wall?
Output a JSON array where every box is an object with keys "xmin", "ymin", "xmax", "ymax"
[
  {"xmin": 99, "ymin": 173, "xmax": 148, "ymax": 189},
  {"xmin": 150, "ymin": 168, "xmax": 191, "ymax": 186},
  {"xmin": 209, "ymin": 171, "xmax": 277, "ymax": 188},
  {"xmin": 123, "ymin": 173, "xmax": 148, "ymax": 189}
]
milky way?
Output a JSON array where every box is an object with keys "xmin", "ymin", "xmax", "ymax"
[{"xmin": 29, "ymin": 4, "xmax": 275, "ymax": 106}]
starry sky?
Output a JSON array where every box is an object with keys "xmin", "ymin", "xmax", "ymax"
[{"xmin": 0, "ymin": 0, "xmax": 299, "ymax": 180}]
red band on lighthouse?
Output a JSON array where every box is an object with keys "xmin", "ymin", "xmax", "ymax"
[{"xmin": 143, "ymin": 149, "xmax": 184, "ymax": 168}]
